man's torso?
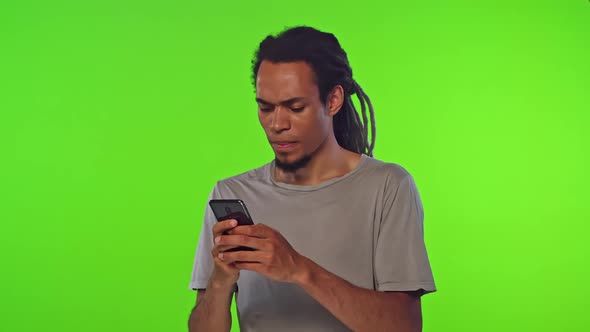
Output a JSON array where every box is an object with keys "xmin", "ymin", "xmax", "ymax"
[{"xmin": 213, "ymin": 155, "xmax": 404, "ymax": 331}]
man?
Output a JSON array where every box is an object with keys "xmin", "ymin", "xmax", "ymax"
[{"xmin": 188, "ymin": 26, "xmax": 436, "ymax": 332}]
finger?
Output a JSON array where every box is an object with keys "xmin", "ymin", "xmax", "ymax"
[
  {"xmin": 212, "ymin": 219, "xmax": 238, "ymax": 236},
  {"xmin": 216, "ymin": 234, "xmax": 266, "ymax": 250},
  {"xmin": 234, "ymin": 262, "xmax": 264, "ymax": 272},
  {"xmin": 218, "ymin": 250, "xmax": 267, "ymax": 264},
  {"xmin": 211, "ymin": 244, "xmax": 241, "ymax": 257},
  {"xmin": 217, "ymin": 244, "xmax": 240, "ymax": 252},
  {"xmin": 230, "ymin": 224, "xmax": 270, "ymax": 238}
]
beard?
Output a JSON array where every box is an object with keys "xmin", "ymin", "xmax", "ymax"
[{"xmin": 274, "ymin": 153, "xmax": 312, "ymax": 172}]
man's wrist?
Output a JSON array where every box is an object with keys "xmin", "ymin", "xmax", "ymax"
[
  {"xmin": 207, "ymin": 278, "xmax": 236, "ymax": 294},
  {"xmin": 292, "ymin": 255, "xmax": 316, "ymax": 287}
]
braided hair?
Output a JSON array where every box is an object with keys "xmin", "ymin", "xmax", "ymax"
[{"xmin": 251, "ymin": 26, "xmax": 376, "ymax": 157}]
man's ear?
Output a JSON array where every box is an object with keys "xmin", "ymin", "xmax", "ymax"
[{"xmin": 326, "ymin": 85, "xmax": 344, "ymax": 117}]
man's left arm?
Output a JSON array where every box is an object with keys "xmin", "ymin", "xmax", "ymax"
[{"xmin": 295, "ymin": 255, "xmax": 423, "ymax": 332}]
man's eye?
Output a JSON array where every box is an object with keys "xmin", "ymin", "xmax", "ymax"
[
  {"xmin": 259, "ymin": 107, "xmax": 272, "ymax": 112},
  {"xmin": 290, "ymin": 107, "xmax": 304, "ymax": 112}
]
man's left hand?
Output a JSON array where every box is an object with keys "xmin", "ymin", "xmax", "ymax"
[{"xmin": 215, "ymin": 224, "xmax": 308, "ymax": 283}]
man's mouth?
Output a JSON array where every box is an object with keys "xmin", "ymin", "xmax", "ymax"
[{"xmin": 272, "ymin": 141, "xmax": 297, "ymax": 151}]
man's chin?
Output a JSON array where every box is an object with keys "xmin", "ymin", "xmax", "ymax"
[{"xmin": 274, "ymin": 153, "xmax": 312, "ymax": 172}]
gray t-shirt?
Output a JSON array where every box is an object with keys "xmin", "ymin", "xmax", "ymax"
[{"xmin": 188, "ymin": 154, "xmax": 436, "ymax": 331}]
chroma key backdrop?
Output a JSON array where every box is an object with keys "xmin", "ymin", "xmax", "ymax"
[{"xmin": 1, "ymin": 1, "xmax": 588, "ymax": 331}]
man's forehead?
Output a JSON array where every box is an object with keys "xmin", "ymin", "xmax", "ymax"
[{"xmin": 256, "ymin": 61, "xmax": 317, "ymax": 100}]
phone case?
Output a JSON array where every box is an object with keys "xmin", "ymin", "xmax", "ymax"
[{"xmin": 209, "ymin": 199, "xmax": 255, "ymax": 252}]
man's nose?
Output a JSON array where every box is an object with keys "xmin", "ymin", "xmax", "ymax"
[{"xmin": 271, "ymin": 107, "xmax": 291, "ymax": 132}]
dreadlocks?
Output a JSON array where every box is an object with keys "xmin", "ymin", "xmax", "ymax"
[{"xmin": 251, "ymin": 26, "xmax": 376, "ymax": 157}]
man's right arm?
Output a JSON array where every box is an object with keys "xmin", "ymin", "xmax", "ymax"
[
  {"xmin": 188, "ymin": 213, "xmax": 241, "ymax": 332},
  {"xmin": 188, "ymin": 282, "xmax": 235, "ymax": 332}
]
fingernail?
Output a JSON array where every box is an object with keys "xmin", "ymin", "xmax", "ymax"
[
  {"xmin": 218, "ymin": 253, "xmax": 224, "ymax": 259},
  {"xmin": 215, "ymin": 236, "xmax": 220, "ymax": 243},
  {"xmin": 230, "ymin": 219, "xmax": 237, "ymax": 227}
]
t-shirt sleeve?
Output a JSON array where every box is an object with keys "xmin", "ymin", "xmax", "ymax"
[
  {"xmin": 188, "ymin": 184, "xmax": 220, "ymax": 291},
  {"xmin": 374, "ymin": 172, "xmax": 436, "ymax": 294}
]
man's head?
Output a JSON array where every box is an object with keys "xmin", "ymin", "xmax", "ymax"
[{"xmin": 251, "ymin": 26, "xmax": 376, "ymax": 171}]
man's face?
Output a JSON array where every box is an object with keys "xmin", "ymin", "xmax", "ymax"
[{"xmin": 256, "ymin": 60, "xmax": 332, "ymax": 171}]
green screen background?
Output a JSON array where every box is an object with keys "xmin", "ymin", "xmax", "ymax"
[{"xmin": 1, "ymin": 0, "xmax": 588, "ymax": 331}]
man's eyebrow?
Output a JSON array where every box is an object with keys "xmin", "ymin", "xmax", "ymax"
[{"xmin": 255, "ymin": 97, "xmax": 305, "ymax": 106}]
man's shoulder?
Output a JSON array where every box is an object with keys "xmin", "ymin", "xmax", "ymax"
[{"xmin": 363, "ymin": 156, "xmax": 413, "ymax": 184}]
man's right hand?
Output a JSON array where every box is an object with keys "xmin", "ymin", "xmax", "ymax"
[{"xmin": 209, "ymin": 219, "xmax": 240, "ymax": 289}]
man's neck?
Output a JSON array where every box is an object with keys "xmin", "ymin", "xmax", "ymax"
[{"xmin": 273, "ymin": 137, "xmax": 362, "ymax": 186}]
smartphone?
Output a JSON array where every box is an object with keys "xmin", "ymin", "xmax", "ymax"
[{"xmin": 208, "ymin": 199, "xmax": 255, "ymax": 252}]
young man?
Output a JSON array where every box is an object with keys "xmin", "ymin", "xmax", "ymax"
[{"xmin": 188, "ymin": 26, "xmax": 436, "ymax": 332}]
